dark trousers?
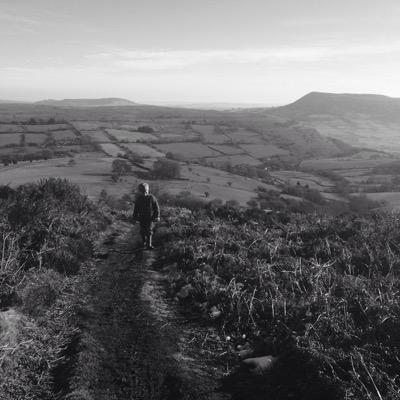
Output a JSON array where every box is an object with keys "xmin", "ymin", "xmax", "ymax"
[{"xmin": 139, "ymin": 221, "xmax": 155, "ymax": 246}]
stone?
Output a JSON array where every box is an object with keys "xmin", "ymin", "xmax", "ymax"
[
  {"xmin": 209, "ymin": 306, "xmax": 222, "ymax": 319},
  {"xmin": 176, "ymin": 284, "xmax": 194, "ymax": 300},
  {"xmin": 242, "ymin": 355, "xmax": 277, "ymax": 374}
]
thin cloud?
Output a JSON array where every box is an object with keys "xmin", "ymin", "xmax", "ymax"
[
  {"xmin": 0, "ymin": 11, "xmax": 40, "ymax": 25},
  {"xmin": 86, "ymin": 44, "xmax": 400, "ymax": 71}
]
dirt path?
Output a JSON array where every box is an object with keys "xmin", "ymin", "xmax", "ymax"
[{"xmin": 63, "ymin": 228, "xmax": 229, "ymax": 400}]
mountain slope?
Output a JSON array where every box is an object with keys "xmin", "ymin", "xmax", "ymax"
[
  {"xmin": 268, "ymin": 92, "xmax": 400, "ymax": 152},
  {"xmin": 36, "ymin": 97, "xmax": 136, "ymax": 107}
]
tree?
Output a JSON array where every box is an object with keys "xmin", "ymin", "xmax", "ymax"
[
  {"xmin": 204, "ymin": 191, "xmax": 210, "ymax": 198},
  {"xmin": 20, "ymin": 133, "xmax": 26, "ymax": 147},
  {"xmin": 111, "ymin": 159, "xmax": 132, "ymax": 181},
  {"xmin": 152, "ymin": 159, "xmax": 181, "ymax": 179},
  {"xmin": 225, "ymin": 199, "xmax": 240, "ymax": 208},
  {"xmin": 68, "ymin": 158, "xmax": 76, "ymax": 167},
  {"xmin": 227, "ymin": 181, "xmax": 232, "ymax": 187},
  {"xmin": 137, "ymin": 125, "xmax": 154, "ymax": 133},
  {"xmin": 247, "ymin": 199, "xmax": 259, "ymax": 209}
]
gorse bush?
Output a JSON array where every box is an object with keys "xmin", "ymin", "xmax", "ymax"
[
  {"xmin": 0, "ymin": 178, "xmax": 105, "ymax": 276},
  {"xmin": 157, "ymin": 206, "xmax": 400, "ymax": 399}
]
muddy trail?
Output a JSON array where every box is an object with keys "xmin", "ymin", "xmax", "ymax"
[{"xmin": 61, "ymin": 227, "xmax": 230, "ymax": 400}]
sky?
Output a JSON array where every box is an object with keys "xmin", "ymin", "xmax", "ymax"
[{"xmin": 1, "ymin": 0, "xmax": 400, "ymax": 104}]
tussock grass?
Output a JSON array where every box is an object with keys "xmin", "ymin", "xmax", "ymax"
[{"xmin": 157, "ymin": 206, "xmax": 400, "ymax": 399}]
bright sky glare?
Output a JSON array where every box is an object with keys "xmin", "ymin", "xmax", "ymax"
[{"xmin": 1, "ymin": 0, "xmax": 400, "ymax": 104}]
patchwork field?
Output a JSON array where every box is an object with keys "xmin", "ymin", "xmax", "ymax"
[
  {"xmin": 0, "ymin": 155, "xmax": 139, "ymax": 198},
  {"xmin": 106, "ymin": 128, "xmax": 158, "ymax": 142},
  {"xmin": 24, "ymin": 133, "xmax": 48, "ymax": 144},
  {"xmin": 208, "ymin": 144, "xmax": 245, "ymax": 155},
  {"xmin": 204, "ymin": 154, "xmax": 260, "ymax": 166},
  {"xmin": 0, "ymin": 124, "xmax": 22, "ymax": 133},
  {"xmin": 99, "ymin": 143, "xmax": 123, "ymax": 157},
  {"xmin": 121, "ymin": 143, "xmax": 165, "ymax": 158},
  {"xmin": 0, "ymin": 133, "xmax": 21, "ymax": 146},
  {"xmin": 155, "ymin": 164, "xmax": 279, "ymax": 205},
  {"xmin": 52, "ymin": 130, "xmax": 77, "ymax": 141},
  {"xmin": 23, "ymin": 124, "xmax": 70, "ymax": 132},
  {"xmin": 155, "ymin": 142, "xmax": 220, "ymax": 158},
  {"xmin": 271, "ymin": 170, "xmax": 335, "ymax": 190},
  {"xmin": 81, "ymin": 130, "xmax": 110, "ymax": 142},
  {"xmin": 300, "ymin": 153, "xmax": 396, "ymax": 171},
  {"xmin": 239, "ymin": 143, "xmax": 290, "ymax": 159},
  {"xmin": 363, "ymin": 192, "xmax": 400, "ymax": 210},
  {"xmin": 225, "ymin": 128, "xmax": 262, "ymax": 143},
  {"xmin": 192, "ymin": 124, "xmax": 230, "ymax": 143},
  {"xmin": 72, "ymin": 121, "xmax": 114, "ymax": 130},
  {"xmin": 0, "ymin": 145, "xmax": 39, "ymax": 155}
]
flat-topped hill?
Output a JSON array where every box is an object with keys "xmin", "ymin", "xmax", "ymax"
[
  {"xmin": 275, "ymin": 91, "xmax": 400, "ymax": 121},
  {"xmin": 36, "ymin": 97, "xmax": 136, "ymax": 107}
]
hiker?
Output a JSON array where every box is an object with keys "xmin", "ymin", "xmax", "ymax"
[{"xmin": 133, "ymin": 182, "xmax": 160, "ymax": 249}]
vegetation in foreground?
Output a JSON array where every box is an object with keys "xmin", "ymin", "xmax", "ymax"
[
  {"xmin": 2, "ymin": 178, "xmax": 400, "ymax": 400},
  {"xmin": 156, "ymin": 204, "xmax": 400, "ymax": 399},
  {"xmin": 0, "ymin": 178, "xmax": 109, "ymax": 399}
]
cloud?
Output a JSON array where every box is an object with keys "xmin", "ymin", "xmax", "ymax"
[
  {"xmin": 0, "ymin": 11, "xmax": 39, "ymax": 25},
  {"xmin": 85, "ymin": 44, "xmax": 400, "ymax": 71}
]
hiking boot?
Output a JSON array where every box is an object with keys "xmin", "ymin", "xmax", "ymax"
[{"xmin": 146, "ymin": 245, "xmax": 154, "ymax": 250}]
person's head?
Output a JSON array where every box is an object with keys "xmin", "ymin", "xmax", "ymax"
[{"xmin": 138, "ymin": 182, "xmax": 149, "ymax": 195}]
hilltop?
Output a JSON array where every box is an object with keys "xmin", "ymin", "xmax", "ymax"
[
  {"xmin": 36, "ymin": 97, "xmax": 136, "ymax": 107},
  {"xmin": 275, "ymin": 91, "xmax": 400, "ymax": 120},
  {"xmin": 266, "ymin": 92, "xmax": 400, "ymax": 152}
]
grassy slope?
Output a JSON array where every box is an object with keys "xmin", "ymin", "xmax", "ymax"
[{"xmin": 156, "ymin": 205, "xmax": 400, "ymax": 400}]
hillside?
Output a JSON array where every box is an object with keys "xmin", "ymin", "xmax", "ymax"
[
  {"xmin": 267, "ymin": 92, "xmax": 400, "ymax": 152},
  {"xmin": 36, "ymin": 97, "xmax": 136, "ymax": 107},
  {"xmin": 2, "ymin": 179, "xmax": 400, "ymax": 400}
]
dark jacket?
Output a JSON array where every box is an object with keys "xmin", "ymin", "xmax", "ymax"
[{"xmin": 133, "ymin": 194, "xmax": 160, "ymax": 223}]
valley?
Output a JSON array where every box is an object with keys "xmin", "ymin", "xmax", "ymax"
[{"xmin": 1, "ymin": 97, "xmax": 400, "ymax": 211}]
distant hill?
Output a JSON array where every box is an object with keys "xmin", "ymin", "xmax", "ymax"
[
  {"xmin": 275, "ymin": 92, "xmax": 400, "ymax": 120},
  {"xmin": 36, "ymin": 98, "xmax": 136, "ymax": 107},
  {"xmin": 0, "ymin": 99, "xmax": 28, "ymax": 104},
  {"xmin": 266, "ymin": 92, "xmax": 400, "ymax": 153}
]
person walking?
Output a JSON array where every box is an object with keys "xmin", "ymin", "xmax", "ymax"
[{"xmin": 133, "ymin": 182, "xmax": 160, "ymax": 249}]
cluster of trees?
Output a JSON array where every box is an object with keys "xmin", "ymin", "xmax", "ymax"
[
  {"xmin": 152, "ymin": 158, "xmax": 181, "ymax": 179},
  {"xmin": 282, "ymin": 183, "xmax": 326, "ymax": 205},
  {"xmin": 25, "ymin": 117, "xmax": 63, "ymax": 125},
  {"xmin": 202, "ymin": 160, "xmax": 273, "ymax": 183},
  {"xmin": 111, "ymin": 159, "xmax": 132, "ymax": 181},
  {"xmin": 1, "ymin": 149, "xmax": 53, "ymax": 166},
  {"xmin": 137, "ymin": 125, "xmax": 155, "ymax": 133},
  {"xmin": 110, "ymin": 156, "xmax": 182, "ymax": 182}
]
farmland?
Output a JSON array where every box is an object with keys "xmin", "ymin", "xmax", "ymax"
[
  {"xmin": 205, "ymin": 154, "xmax": 261, "ymax": 166},
  {"xmin": 239, "ymin": 144, "xmax": 290, "ymax": 159},
  {"xmin": 155, "ymin": 142, "xmax": 221, "ymax": 158},
  {"xmin": 0, "ymin": 133, "xmax": 22, "ymax": 146},
  {"xmin": 0, "ymin": 102, "xmax": 399, "ymax": 209},
  {"xmin": 106, "ymin": 128, "xmax": 158, "ymax": 142}
]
